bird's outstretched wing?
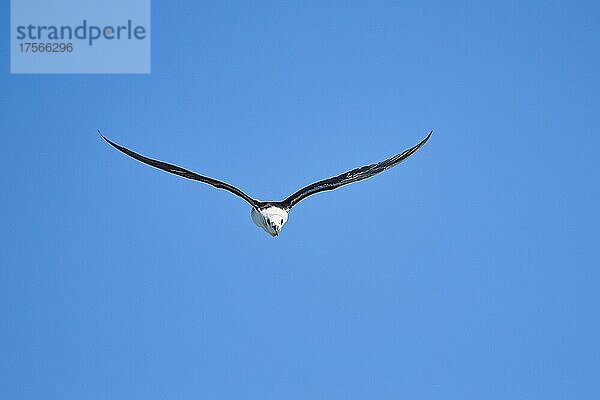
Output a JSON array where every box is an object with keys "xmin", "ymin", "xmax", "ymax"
[
  {"xmin": 279, "ymin": 131, "xmax": 432, "ymax": 210},
  {"xmin": 99, "ymin": 132, "xmax": 259, "ymax": 207}
]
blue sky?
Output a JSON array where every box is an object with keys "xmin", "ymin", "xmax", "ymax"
[{"xmin": 1, "ymin": 1, "xmax": 599, "ymax": 399}]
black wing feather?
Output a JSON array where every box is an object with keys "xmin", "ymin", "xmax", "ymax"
[
  {"xmin": 100, "ymin": 132, "xmax": 259, "ymax": 207},
  {"xmin": 279, "ymin": 131, "xmax": 432, "ymax": 209}
]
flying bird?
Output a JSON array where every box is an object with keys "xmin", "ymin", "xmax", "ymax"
[{"xmin": 100, "ymin": 130, "xmax": 432, "ymax": 236}]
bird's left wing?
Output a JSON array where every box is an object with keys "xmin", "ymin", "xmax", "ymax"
[
  {"xmin": 279, "ymin": 131, "xmax": 432, "ymax": 210},
  {"xmin": 100, "ymin": 132, "xmax": 259, "ymax": 207}
]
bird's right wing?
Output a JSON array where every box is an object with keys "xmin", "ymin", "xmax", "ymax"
[
  {"xmin": 100, "ymin": 132, "xmax": 259, "ymax": 207},
  {"xmin": 279, "ymin": 131, "xmax": 432, "ymax": 210}
]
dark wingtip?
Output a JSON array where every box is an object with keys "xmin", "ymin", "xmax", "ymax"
[
  {"xmin": 97, "ymin": 130, "xmax": 119, "ymax": 148},
  {"xmin": 97, "ymin": 129, "xmax": 108, "ymax": 141},
  {"xmin": 418, "ymin": 130, "xmax": 433, "ymax": 147}
]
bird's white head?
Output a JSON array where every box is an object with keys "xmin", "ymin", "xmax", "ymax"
[{"xmin": 251, "ymin": 206, "xmax": 288, "ymax": 237}]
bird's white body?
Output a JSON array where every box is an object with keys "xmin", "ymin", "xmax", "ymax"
[{"xmin": 251, "ymin": 206, "xmax": 288, "ymax": 236}]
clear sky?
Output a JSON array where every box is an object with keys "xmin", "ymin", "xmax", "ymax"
[{"xmin": 1, "ymin": 1, "xmax": 599, "ymax": 399}]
